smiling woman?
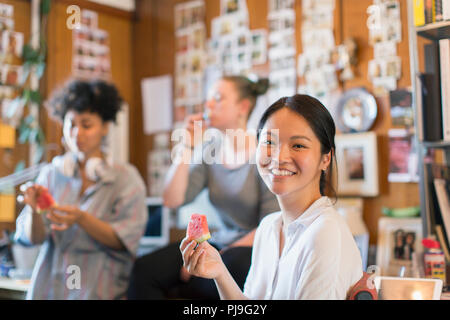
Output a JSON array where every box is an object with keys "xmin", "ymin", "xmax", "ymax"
[
  {"xmin": 180, "ymin": 94, "xmax": 363, "ymax": 300},
  {"xmin": 256, "ymin": 94, "xmax": 337, "ymax": 200}
]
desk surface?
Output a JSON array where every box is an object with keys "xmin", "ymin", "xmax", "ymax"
[
  {"xmin": 0, "ymin": 277, "xmax": 29, "ymax": 300},
  {"xmin": 0, "ymin": 277, "xmax": 29, "ymax": 292}
]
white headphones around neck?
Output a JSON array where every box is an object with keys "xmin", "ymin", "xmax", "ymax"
[{"xmin": 52, "ymin": 152, "xmax": 108, "ymax": 182}]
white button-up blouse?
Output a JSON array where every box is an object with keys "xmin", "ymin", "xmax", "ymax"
[{"xmin": 243, "ymin": 197, "xmax": 363, "ymax": 300}]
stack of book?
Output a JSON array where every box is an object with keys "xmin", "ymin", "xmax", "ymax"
[
  {"xmin": 427, "ymin": 163, "xmax": 450, "ymax": 266},
  {"xmin": 416, "ymin": 38, "xmax": 450, "ymax": 142},
  {"xmin": 413, "ymin": 0, "xmax": 450, "ymax": 26}
]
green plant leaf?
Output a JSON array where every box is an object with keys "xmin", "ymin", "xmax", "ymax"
[
  {"xmin": 22, "ymin": 44, "xmax": 39, "ymax": 63},
  {"xmin": 35, "ymin": 62, "xmax": 46, "ymax": 79},
  {"xmin": 29, "ymin": 90, "xmax": 41, "ymax": 104},
  {"xmin": 41, "ymin": 0, "xmax": 51, "ymax": 15},
  {"xmin": 18, "ymin": 126, "xmax": 31, "ymax": 144},
  {"xmin": 5, "ymin": 96, "xmax": 26, "ymax": 119}
]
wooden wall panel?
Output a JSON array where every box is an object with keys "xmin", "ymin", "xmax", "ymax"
[
  {"xmin": 0, "ymin": 0, "xmax": 31, "ymax": 232},
  {"xmin": 45, "ymin": 0, "xmax": 134, "ymax": 162}
]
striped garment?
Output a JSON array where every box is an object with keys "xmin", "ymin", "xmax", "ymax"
[{"xmin": 15, "ymin": 155, "xmax": 148, "ymax": 299}]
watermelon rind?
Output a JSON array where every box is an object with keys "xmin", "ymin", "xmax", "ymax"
[{"xmin": 195, "ymin": 232, "xmax": 211, "ymax": 243}]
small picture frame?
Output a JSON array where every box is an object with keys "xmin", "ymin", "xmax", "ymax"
[
  {"xmin": 335, "ymin": 132, "xmax": 379, "ymax": 197},
  {"xmin": 376, "ymin": 217, "xmax": 424, "ymax": 277}
]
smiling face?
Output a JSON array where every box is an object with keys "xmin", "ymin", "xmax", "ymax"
[
  {"xmin": 256, "ymin": 107, "xmax": 331, "ymax": 200},
  {"xmin": 63, "ymin": 110, "xmax": 108, "ymax": 158}
]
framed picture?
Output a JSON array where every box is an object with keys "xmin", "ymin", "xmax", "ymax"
[
  {"xmin": 335, "ymin": 132, "xmax": 379, "ymax": 197},
  {"xmin": 376, "ymin": 217, "xmax": 423, "ymax": 277}
]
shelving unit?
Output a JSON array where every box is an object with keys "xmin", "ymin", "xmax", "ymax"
[{"xmin": 407, "ymin": 3, "xmax": 450, "ymax": 238}]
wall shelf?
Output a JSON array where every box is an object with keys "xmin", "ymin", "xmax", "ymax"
[
  {"xmin": 416, "ymin": 20, "xmax": 450, "ymax": 40},
  {"xmin": 423, "ymin": 140, "xmax": 450, "ymax": 149}
]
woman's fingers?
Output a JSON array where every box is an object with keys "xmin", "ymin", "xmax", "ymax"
[
  {"xmin": 46, "ymin": 210, "xmax": 65, "ymax": 224},
  {"xmin": 181, "ymin": 240, "xmax": 197, "ymax": 267},
  {"xmin": 188, "ymin": 245, "xmax": 205, "ymax": 273},
  {"xmin": 179, "ymin": 237, "xmax": 191, "ymax": 252}
]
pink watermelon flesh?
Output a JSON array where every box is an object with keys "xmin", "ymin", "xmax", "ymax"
[
  {"xmin": 187, "ymin": 214, "xmax": 211, "ymax": 243},
  {"xmin": 36, "ymin": 187, "xmax": 55, "ymax": 213}
]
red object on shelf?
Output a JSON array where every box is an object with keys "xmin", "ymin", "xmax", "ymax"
[{"xmin": 422, "ymin": 238, "xmax": 441, "ymax": 249}]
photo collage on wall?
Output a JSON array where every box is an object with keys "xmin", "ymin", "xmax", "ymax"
[
  {"xmin": 367, "ymin": 0, "xmax": 402, "ymax": 96},
  {"xmin": 267, "ymin": 0, "xmax": 296, "ymax": 104},
  {"xmin": 297, "ymin": 0, "xmax": 337, "ymax": 109},
  {"xmin": 0, "ymin": 2, "xmax": 24, "ymax": 129},
  {"xmin": 208, "ymin": 0, "xmax": 267, "ymax": 76},
  {"xmin": 387, "ymin": 89, "xmax": 418, "ymax": 183},
  {"xmin": 72, "ymin": 9, "xmax": 111, "ymax": 81},
  {"xmin": 174, "ymin": 0, "xmax": 207, "ymax": 128}
]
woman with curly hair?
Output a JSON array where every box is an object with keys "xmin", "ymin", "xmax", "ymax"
[{"xmin": 15, "ymin": 79, "xmax": 148, "ymax": 299}]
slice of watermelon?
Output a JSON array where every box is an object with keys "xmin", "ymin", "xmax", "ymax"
[
  {"xmin": 187, "ymin": 213, "xmax": 211, "ymax": 243},
  {"xmin": 36, "ymin": 186, "xmax": 56, "ymax": 213}
]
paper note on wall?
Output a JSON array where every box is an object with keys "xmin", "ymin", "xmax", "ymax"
[
  {"xmin": 141, "ymin": 75, "xmax": 173, "ymax": 135},
  {"xmin": 0, "ymin": 193, "xmax": 16, "ymax": 223},
  {"xmin": 0, "ymin": 123, "xmax": 15, "ymax": 148}
]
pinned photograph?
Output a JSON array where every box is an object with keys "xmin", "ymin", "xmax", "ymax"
[
  {"xmin": 388, "ymin": 129, "xmax": 418, "ymax": 183},
  {"xmin": 0, "ymin": 17, "xmax": 13, "ymax": 32},
  {"xmin": 0, "ymin": 85, "xmax": 16, "ymax": 99},
  {"xmin": 368, "ymin": 59, "xmax": 383, "ymax": 79},
  {"xmin": 385, "ymin": 56, "xmax": 401, "ymax": 79},
  {"xmin": 386, "ymin": 1, "xmax": 401, "ymax": 19},
  {"xmin": 373, "ymin": 76, "xmax": 397, "ymax": 93},
  {"xmin": 211, "ymin": 13, "xmax": 247, "ymax": 38},
  {"xmin": 344, "ymin": 147, "xmax": 365, "ymax": 180},
  {"xmin": 2, "ymin": 64, "xmax": 22, "ymax": 86},
  {"xmin": 1, "ymin": 31, "xmax": 23, "ymax": 57},
  {"xmin": 175, "ymin": 0, "xmax": 205, "ymax": 32},
  {"xmin": 0, "ymin": 4, "xmax": 13, "ymax": 18},
  {"xmin": 389, "ymin": 88, "xmax": 413, "ymax": 126},
  {"xmin": 233, "ymin": 49, "xmax": 251, "ymax": 74},
  {"xmin": 81, "ymin": 9, "xmax": 98, "ymax": 29},
  {"xmin": 373, "ymin": 41, "xmax": 397, "ymax": 59},
  {"xmin": 268, "ymin": 10, "xmax": 295, "ymax": 32},
  {"xmin": 335, "ymin": 132, "xmax": 379, "ymax": 196},
  {"xmin": 189, "ymin": 27, "xmax": 206, "ymax": 51},
  {"xmin": 92, "ymin": 29, "xmax": 109, "ymax": 45},
  {"xmin": 269, "ymin": 0, "xmax": 295, "ymax": 13},
  {"xmin": 385, "ymin": 20, "xmax": 402, "ymax": 43},
  {"xmin": 250, "ymin": 29, "xmax": 267, "ymax": 65},
  {"xmin": 221, "ymin": 0, "xmax": 241, "ymax": 15}
]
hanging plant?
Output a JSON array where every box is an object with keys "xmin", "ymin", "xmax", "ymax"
[{"xmin": 7, "ymin": 0, "xmax": 50, "ymax": 169}]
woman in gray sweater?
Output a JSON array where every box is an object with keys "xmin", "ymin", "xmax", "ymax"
[{"xmin": 127, "ymin": 76, "xmax": 280, "ymax": 299}]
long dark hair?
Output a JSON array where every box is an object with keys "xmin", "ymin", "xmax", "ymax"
[
  {"xmin": 257, "ymin": 94, "xmax": 337, "ymax": 200},
  {"xmin": 46, "ymin": 79, "xmax": 123, "ymax": 123}
]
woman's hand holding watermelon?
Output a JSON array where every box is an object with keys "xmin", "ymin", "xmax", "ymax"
[
  {"xmin": 180, "ymin": 238, "xmax": 226, "ymax": 280},
  {"xmin": 21, "ymin": 183, "xmax": 55, "ymax": 213}
]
